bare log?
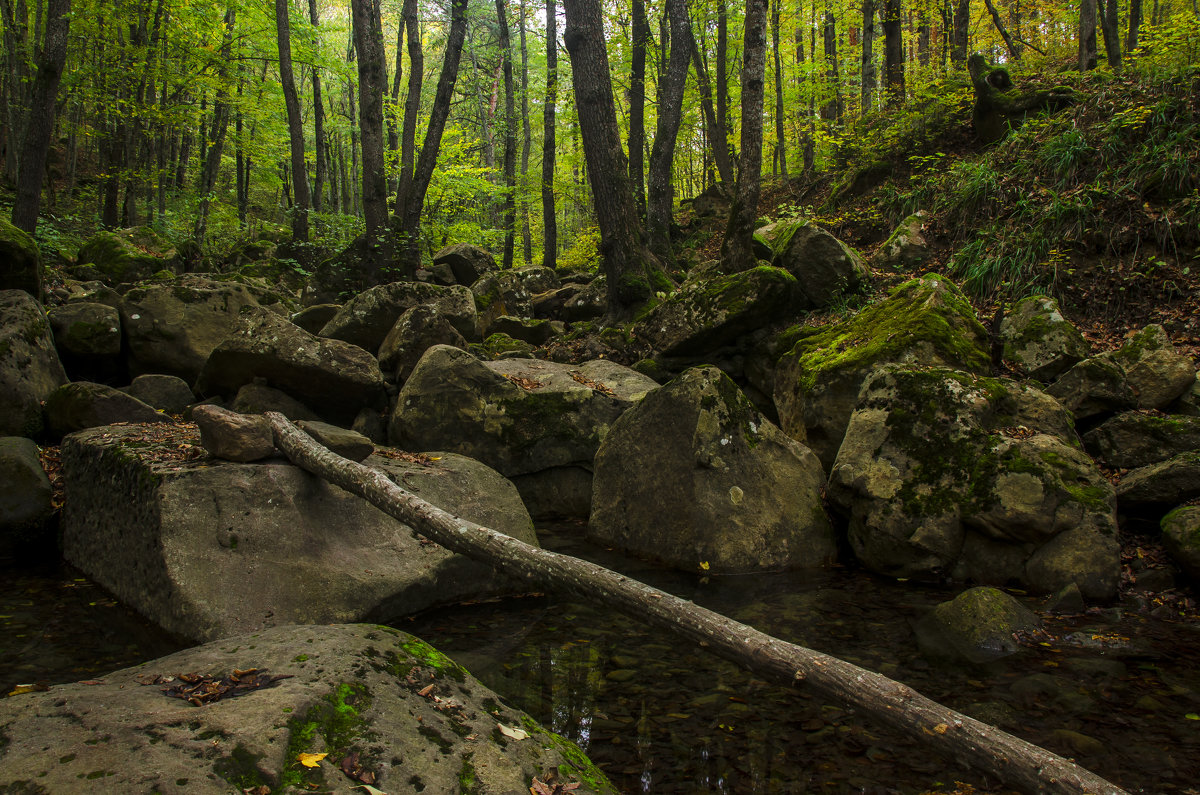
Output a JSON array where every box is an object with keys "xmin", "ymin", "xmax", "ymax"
[{"xmin": 266, "ymin": 412, "xmax": 1128, "ymax": 795}]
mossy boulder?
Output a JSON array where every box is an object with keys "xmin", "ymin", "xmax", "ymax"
[
  {"xmin": 289, "ymin": 302, "xmax": 341, "ymax": 335},
  {"xmin": 632, "ymin": 265, "xmax": 798, "ymax": 357},
  {"xmin": 968, "ymin": 54, "xmax": 1074, "ymax": 143},
  {"xmin": 999, "ymin": 295, "xmax": 1090, "ymax": 382},
  {"xmin": 472, "ymin": 270, "xmax": 534, "ymax": 335},
  {"xmin": 1107, "ymin": 325, "xmax": 1196, "ymax": 409},
  {"xmin": 319, "ymin": 281, "xmax": 478, "ymax": 351},
  {"xmin": 431, "ymin": 242, "xmax": 498, "ymax": 285},
  {"xmin": 43, "ymin": 381, "xmax": 173, "ymax": 440},
  {"xmin": 1083, "ymin": 411, "xmax": 1200, "ymax": 469},
  {"xmin": 1115, "ymin": 451, "xmax": 1200, "ymax": 509},
  {"xmin": 195, "ymin": 307, "xmax": 385, "ymax": 426},
  {"xmin": 390, "ymin": 345, "xmax": 658, "ymax": 479},
  {"xmin": 471, "ymin": 332, "xmax": 536, "ymax": 360},
  {"xmin": 0, "ymin": 290, "xmax": 68, "ymax": 438},
  {"xmin": 122, "ymin": 374, "xmax": 196, "ymax": 415},
  {"xmin": 771, "ymin": 222, "xmax": 866, "ymax": 309},
  {"xmin": 589, "ymin": 366, "xmax": 834, "ymax": 573},
  {"xmin": 75, "ymin": 228, "xmax": 176, "ymax": 284},
  {"xmin": 0, "ymin": 436, "xmax": 54, "ymax": 551},
  {"xmin": 773, "ymin": 274, "xmax": 990, "ymax": 469},
  {"xmin": 1161, "ymin": 506, "xmax": 1200, "ymax": 580},
  {"xmin": 228, "ymin": 380, "xmax": 321, "ymax": 421},
  {"xmin": 120, "ymin": 276, "xmax": 267, "ymax": 382},
  {"xmin": 1045, "ymin": 356, "xmax": 1137, "ymax": 420},
  {"xmin": 512, "ymin": 264, "xmax": 561, "ymax": 295},
  {"xmin": 828, "ymin": 366, "xmax": 1119, "ymax": 600},
  {"xmin": 915, "ymin": 586, "xmax": 1041, "ymax": 665},
  {"xmin": 874, "ymin": 211, "xmax": 930, "ymax": 271},
  {"xmin": 0, "ymin": 624, "xmax": 615, "ymax": 794},
  {"xmin": 0, "ymin": 215, "xmax": 43, "ymax": 299},
  {"xmin": 377, "ymin": 304, "xmax": 468, "ymax": 383},
  {"xmin": 48, "ymin": 301, "xmax": 122, "ymax": 359},
  {"xmin": 61, "ymin": 423, "xmax": 540, "ymax": 642},
  {"xmin": 487, "ymin": 315, "xmax": 560, "ymax": 346}
]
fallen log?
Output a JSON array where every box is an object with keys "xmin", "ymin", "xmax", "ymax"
[{"xmin": 266, "ymin": 412, "xmax": 1128, "ymax": 795}]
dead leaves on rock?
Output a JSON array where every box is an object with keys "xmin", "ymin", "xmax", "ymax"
[
  {"xmin": 530, "ymin": 772, "xmax": 582, "ymax": 794},
  {"xmin": 568, "ymin": 370, "xmax": 617, "ymax": 397},
  {"xmin": 503, "ymin": 373, "xmax": 546, "ymax": 390},
  {"xmin": 143, "ymin": 668, "xmax": 293, "ymax": 706},
  {"xmin": 374, "ymin": 448, "xmax": 439, "ymax": 465}
]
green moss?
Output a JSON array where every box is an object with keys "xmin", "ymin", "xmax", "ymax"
[
  {"xmin": 280, "ymin": 682, "xmax": 373, "ymax": 790},
  {"xmin": 400, "ymin": 637, "xmax": 467, "ymax": 682},
  {"xmin": 780, "ymin": 275, "xmax": 989, "ymax": 393},
  {"xmin": 213, "ymin": 744, "xmax": 271, "ymax": 791},
  {"xmin": 457, "ymin": 754, "xmax": 478, "ymax": 793}
]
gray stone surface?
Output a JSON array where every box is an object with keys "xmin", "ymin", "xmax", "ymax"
[
  {"xmin": 48, "ymin": 301, "xmax": 122, "ymax": 358},
  {"xmin": 771, "ymin": 222, "xmax": 867, "ymax": 309},
  {"xmin": 192, "ymin": 404, "xmax": 276, "ymax": 462},
  {"xmin": 1162, "ymin": 506, "xmax": 1200, "ymax": 580},
  {"xmin": 431, "ymin": 242, "xmax": 498, "ymax": 285},
  {"xmin": 590, "ymin": 366, "xmax": 835, "ymax": 573},
  {"xmin": 61, "ymin": 423, "xmax": 537, "ymax": 642},
  {"xmin": 296, "ymin": 420, "xmax": 374, "ymax": 462},
  {"xmin": 1082, "ymin": 411, "xmax": 1200, "ymax": 469},
  {"xmin": 999, "ymin": 295, "xmax": 1090, "ymax": 382},
  {"xmin": 44, "ymin": 381, "xmax": 172, "ymax": 439},
  {"xmin": 1116, "ymin": 452, "xmax": 1200, "ymax": 508},
  {"xmin": 0, "ymin": 623, "xmax": 614, "ymax": 794},
  {"xmin": 0, "ymin": 289, "xmax": 67, "ymax": 437},
  {"xmin": 0, "ymin": 436, "xmax": 53, "ymax": 549},
  {"xmin": 376, "ymin": 303, "xmax": 468, "ymax": 383},
  {"xmin": 319, "ymin": 281, "xmax": 477, "ymax": 351},
  {"xmin": 123, "ymin": 373, "xmax": 196, "ymax": 415},
  {"xmin": 915, "ymin": 587, "xmax": 1041, "ymax": 665}
]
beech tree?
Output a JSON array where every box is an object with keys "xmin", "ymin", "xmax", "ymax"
[
  {"xmin": 541, "ymin": 0, "xmax": 558, "ymax": 269},
  {"xmin": 274, "ymin": 0, "xmax": 310, "ymax": 243},
  {"xmin": 645, "ymin": 0, "xmax": 693, "ymax": 262},
  {"xmin": 720, "ymin": 0, "xmax": 768, "ymax": 272}
]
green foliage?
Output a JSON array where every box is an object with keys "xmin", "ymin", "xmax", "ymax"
[{"xmin": 557, "ymin": 226, "xmax": 601, "ymax": 273}]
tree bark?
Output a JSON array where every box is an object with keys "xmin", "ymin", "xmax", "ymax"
[
  {"xmin": 771, "ymin": 0, "xmax": 786, "ymax": 177},
  {"xmin": 952, "ymin": 0, "xmax": 969, "ymax": 66},
  {"xmin": 821, "ymin": 9, "xmax": 841, "ymax": 121},
  {"xmin": 266, "ymin": 411, "xmax": 1132, "ymax": 795},
  {"xmin": 721, "ymin": 0, "xmax": 768, "ymax": 273},
  {"xmin": 1079, "ymin": 0, "xmax": 1098, "ymax": 71},
  {"xmin": 496, "ymin": 0, "xmax": 518, "ymax": 270},
  {"xmin": 689, "ymin": 29, "xmax": 733, "ymax": 186},
  {"xmin": 716, "ymin": 6, "xmax": 735, "ymax": 172},
  {"xmin": 541, "ymin": 0, "xmax": 558, "ymax": 270},
  {"xmin": 882, "ymin": 0, "xmax": 904, "ymax": 106},
  {"xmin": 309, "ymin": 0, "xmax": 327, "ymax": 213},
  {"xmin": 563, "ymin": 0, "xmax": 663, "ymax": 319},
  {"xmin": 394, "ymin": 0, "xmax": 422, "ymax": 220},
  {"xmin": 518, "ymin": 0, "xmax": 532, "ymax": 265},
  {"xmin": 628, "ymin": 0, "xmax": 649, "ymax": 219},
  {"xmin": 351, "ymin": 0, "xmax": 389, "ymax": 257},
  {"xmin": 1099, "ymin": 0, "xmax": 1121, "ymax": 71},
  {"xmin": 11, "ymin": 0, "xmax": 68, "ymax": 238},
  {"xmin": 275, "ymin": 0, "xmax": 311, "ymax": 242},
  {"xmin": 982, "ymin": 0, "xmax": 1022, "ymax": 61},
  {"xmin": 193, "ymin": 5, "xmax": 235, "ymax": 248},
  {"xmin": 1126, "ymin": 0, "xmax": 1142, "ymax": 53},
  {"xmin": 645, "ymin": 0, "xmax": 692, "ymax": 263},
  {"xmin": 861, "ymin": 0, "xmax": 876, "ymax": 112}
]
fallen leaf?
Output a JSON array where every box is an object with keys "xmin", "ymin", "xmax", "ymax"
[
  {"xmin": 297, "ymin": 752, "xmax": 328, "ymax": 768},
  {"xmin": 417, "ymin": 684, "xmax": 435, "ymax": 697},
  {"xmin": 497, "ymin": 723, "xmax": 529, "ymax": 741},
  {"xmin": 353, "ymin": 786, "xmax": 388, "ymax": 795}
]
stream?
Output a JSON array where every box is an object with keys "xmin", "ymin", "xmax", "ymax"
[{"xmin": 3, "ymin": 523, "xmax": 1198, "ymax": 794}]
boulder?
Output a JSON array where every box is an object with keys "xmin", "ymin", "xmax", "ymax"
[
  {"xmin": 120, "ymin": 276, "xmax": 265, "ymax": 382},
  {"xmin": 771, "ymin": 222, "xmax": 867, "ymax": 309},
  {"xmin": 431, "ymin": 242, "xmax": 498, "ymax": 285},
  {"xmin": 1161, "ymin": 506, "xmax": 1200, "ymax": 580},
  {"xmin": 0, "ymin": 215, "xmax": 42, "ymax": 298},
  {"xmin": 1109, "ymin": 325, "xmax": 1196, "ymax": 409},
  {"xmin": 0, "ymin": 436, "xmax": 53, "ymax": 550},
  {"xmin": 192, "ymin": 404, "xmax": 276, "ymax": 462},
  {"xmin": 914, "ymin": 586, "xmax": 1041, "ymax": 665},
  {"xmin": 473, "ymin": 270, "xmax": 534, "ymax": 332},
  {"xmin": 1045, "ymin": 357, "xmax": 1137, "ymax": 420},
  {"xmin": 827, "ymin": 366, "xmax": 1119, "ymax": 600},
  {"xmin": 229, "ymin": 380, "xmax": 321, "ymax": 421},
  {"xmin": 589, "ymin": 366, "xmax": 834, "ymax": 573},
  {"xmin": 295, "ymin": 419, "xmax": 374, "ymax": 462},
  {"xmin": 632, "ymin": 265, "xmax": 798, "ymax": 357},
  {"xmin": 376, "ymin": 304, "xmax": 468, "ymax": 383},
  {"xmin": 513, "ymin": 264, "xmax": 561, "ymax": 294},
  {"xmin": 122, "ymin": 373, "xmax": 196, "ymax": 415},
  {"xmin": 43, "ymin": 381, "xmax": 173, "ymax": 439},
  {"xmin": 319, "ymin": 281, "xmax": 478, "ymax": 351},
  {"xmin": 0, "ymin": 290, "xmax": 68, "ymax": 437},
  {"xmin": 48, "ymin": 301, "xmax": 122, "ymax": 359},
  {"xmin": 560, "ymin": 277, "xmax": 608, "ymax": 322},
  {"xmin": 1082, "ymin": 411, "xmax": 1200, "ymax": 469},
  {"xmin": 532, "ymin": 283, "xmax": 583, "ymax": 318},
  {"xmin": 509, "ymin": 465, "xmax": 595, "ymax": 520},
  {"xmin": 61, "ymin": 423, "xmax": 539, "ymax": 642},
  {"xmin": 1169, "ymin": 373, "xmax": 1200, "ymax": 416},
  {"xmin": 195, "ymin": 307, "xmax": 385, "ymax": 426},
  {"xmin": 685, "ymin": 181, "xmax": 730, "ymax": 219},
  {"xmin": 999, "ymin": 295, "xmax": 1090, "ymax": 382},
  {"xmin": 1115, "ymin": 452, "xmax": 1200, "ymax": 509},
  {"xmin": 289, "ymin": 302, "xmax": 341, "ymax": 335},
  {"xmin": 774, "ymin": 275, "xmax": 991, "ymax": 469},
  {"xmin": 63, "ymin": 279, "xmax": 122, "ymax": 309},
  {"xmin": 874, "ymin": 211, "xmax": 930, "ymax": 271},
  {"xmin": 75, "ymin": 227, "xmax": 175, "ymax": 284},
  {"xmin": 0, "ymin": 623, "xmax": 614, "ymax": 795},
  {"xmin": 390, "ymin": 345, "xmax": 657, "ymax": 478},
  {"xmin": 487, "ymin": 315, "xmax": 560, "ymax": 346}
]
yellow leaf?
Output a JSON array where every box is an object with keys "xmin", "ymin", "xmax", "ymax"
[
  {"xmin": 7, "ymin": 684, "xmax": 37, "ymax": 696},
  {"xmin": 497, "ymin": 723, "xmax": 529, "ymax": 741},
  {"xmin": 297, "ymin": 752, "xmax": 327, "ymax": 768},
  {"xmin": 699, "ymin": 561, "xmax": 710, "ymax": 571}
]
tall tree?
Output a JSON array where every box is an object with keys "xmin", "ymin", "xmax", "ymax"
[
  {"xmin": 275, "ymin": 0, "xmax": 311, "ymax": 242},
  {"xmin": 646, "ymin": 0, "xmax": 693, "ymax": 262},
  {"xmin": 794, "ymin": 8, "xmax": 814, "ymax": 172},
  {"xmin": 689, "ymin": 28, "xmax": 733, "ymax": 185},
  {"xmin": 518, "ymin": 0, "xmax": 533, "ymax": 264},
  {"xmin": 952, "ymin": 0, "xmax": 970, "ymax": 66},
  {"xmin": 861, "ymin": 0, "xmax": 876, "ymax": 111},
  {"xmin": 563, "ymin": 0, "xmax": 663, "ymax": 318},
  {"xmin": 771, "ymin": 0, "xmax": 787, "ymax": 176},
  {"xmin": 629, "ymin": 0, "xmax": 649, "ymax": 218},
  {"xmin": 716, "ymin": 6, "xmax": 734, "ymax": 171},
  {"xmin": 882, "ymin": 0, "xmax": 904, "ymax": 105},
  {"xmin": 309, "ymin": 0, "xmax": 328, "ymax": 213},
  {"xmin": 496, "ymin": 0, "xmax": 518, "ymax": 270},
  {"xmin": 194, "ymin": 5, "xmax": 236, "ymax": 248},
  {"xmin": 1099, "ymin": 0, "xmax": 1121, "ymax": 71},
  {"xmin": 394, "ymin": 0, "xmax": 422, "ymax": 214},
  {"xmin": 821, "ymin": 8, "xmax": 841, "ymax": 121},
  {"xmin": 541, "ymin": 0, "xmax": 558, "ymax": 270},
  {"xmin": 395, "ymin": 0, "xmax": 470, "ymax": 276},
  {"xmin": 1127, "ymin": 0, "xmax": 1143, "ymax": 53},
  {"xmin": 11, "ymin": 0, "xmax": 69, "ymax": 237},
  {"xmin": 1079, "ymin": 0, "xmax": 1098, "ymax": 71},
  {"xmin": 351, "ymin": 0, "xmax": 389, "ymax": 253},
  {"xmin": 982, "ymin": 0, "xmax": 1022, "ymax": 61},
  {"xmin": 721, "ymin": 0, "xmax": 768, "ymax": 273}
]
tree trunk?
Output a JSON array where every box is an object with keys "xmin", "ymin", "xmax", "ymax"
[
  {"xmin": 10, "ymin": 0, "xmax": 68, "ymax": 238},
  {"xmin": 193, "ymin": 5, "xmax": 235, "ymax": 248},
  {"xmin": 821, "ymin": 9, "xmax": 841, "ymax": 121},
  {"xmin": 716, "ymin": 6, "xmax": 734, "ymax": 172},
  {"xmin": 1099, "ymin": 0, "xmax": 1121, "ymax": 71},
  {"xmin": 952, "ymin": 0, "xmax": 969, "ymax": 66},
  {"xmin": 496, "ymin": 0, "xmax": 518, "ymax": 270},
  {"xmin": 266, "ymin": 411, "xmax": 1132, "ymax": 795},
  {"xmin": 518, "ymin": 0, "xmax": 532, "ymax": 265},
  {"xmin": 275, "ymin": 0, "xmax": 310, "ymax": 242},
  {"xmin": 771, "ymin": 0, "xmax": 787, "ymax": 177},
  {"xmin": 1079, "ymin": 0, "xmax": 1098, "ymax": 71},
  {"xmin": 721, "ymin": 0, "xmax": 768, "ymax": 273},
  {"xmin": 563, "ymin": 0, "xmax": 663, "ymax": 319},
  {"xmin": 982, "ymin": 0, "xmax": 1022, "ymax": 61},
  {"xmin": 882, "ymin": 0, "xmax": 904, "ymax": 105},
  {"xmin": 394, "ymin": 0, "xmax": 422, "ymax": 219},
  {"xmin": 352, "ymin": 0, "xmax": 389, "ymax": 259},
  {"xmin": 396, "ymin": 0, "xmax": 469, "ymax": 277},
  {"xmin": 689, "ymin": 29, "xmax": 733, "ymax": 186},
  {"xmin": 628, "ymin": 0, "xmax": 649, "ymax": 219},
  {"xmin": 309, "ymin": 0, "xmax": 327, "ymax": 213},
  {"xmin": 1126, "ymin": 0, "xmax": 1142, "ymax": 52},
  {"xmin": 794, "ymin": 12, "xmax": 814, "ymax": 172},
  {"xmin": 541, "ymin": 0, "xmax": 558, "ymax": 270},
  {"xmin": 861, "ymin": 0, "xmax": 876, "ymax": 112},
  {"xmin": 645, "ymin": 0, "xmax": 691, "ymax": 263}
]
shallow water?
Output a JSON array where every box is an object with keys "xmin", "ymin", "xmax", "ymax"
[{"xmin": 403, "ymin": 523, "xmax": 1200, "ymax": 794}]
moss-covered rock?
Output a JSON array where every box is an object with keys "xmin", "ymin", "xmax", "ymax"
[
  {"xmin": 470, "ymin": 332, "xmax": 536, "ymax": 360},
  {"xmin": 1083, "ymin": 411, "xmax": 1200, "ymax": 469},
  {"xmin": 1108, "ymin": 324, "xmax": 1196, "ymax": 410},
  {"xmin": 0, "ymin": 215, "xmax": 43, "ymax": 299},
  {"xmin": 0, "ymin": 290, "xmax": 68, "ymax": 438},
  {"xmin": 914, "ymin": 586, "xmax": 1041, "ymax": 665},
  {"xmin": 828, "ymin": 366, "xmax": 1118, "ymax": 600},
  {"xmin": 0, "ymin": 624, "xmax": 615, "ymax": 794},
  {"xmin": 1045, "ymin": 356, "xmax": 1136, "ymax": 420},
  {"xmin": 632, "ymin": 265, "xmax": 798, "ymax": 357},
  {"xmin": 589, "ymin": 366, "xmax": 835, "ymax": 573},
  {"xmin": 773, "ymin": 274, "xmax": 990, "ymax": 468},
  {"xmin": 43, "ymin": 381, "xmax": 173, "ymax": 440},
  {"xmin": 772, "ymin": 223, "xmax": 867, "ymax": 309},
  {"xmin": 75, "ymin": 228, "xmax": 176, "ymax": 285},
  {"xmin": 0, "ymin": 436, "xmax": 54, "ymax": 551},
  {"xmin": 874, "ymin": 211, "xmax": 930, "ymax": 272},
  {"xmin": 472, "ymin": 270, "xmax": 533, "ymax": 333},
  {"xmin": 999, "ymin": 295, "xmax": 1090, "ymax": 382},
  {"xmin": 1162, "ymin": 506, "xmax": 1200, "ymax": 580},
  {"xmin": 377, "ymin": 304, "xmax": 468, "ymax": 383},
  {"xmin": 47, "ymin": 301, "xmax": 121, "ymax": 359},
  {"xmin": 431, "ymin": 242, "xmax": 498, "ymax": 285},
  {"xmin": 1116, "ymin": 451, "xmax": 1200, "ymax": 509},
  {"xmin": 319, "ymin": 281, "xmax": 478, "ymax": 351}
]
